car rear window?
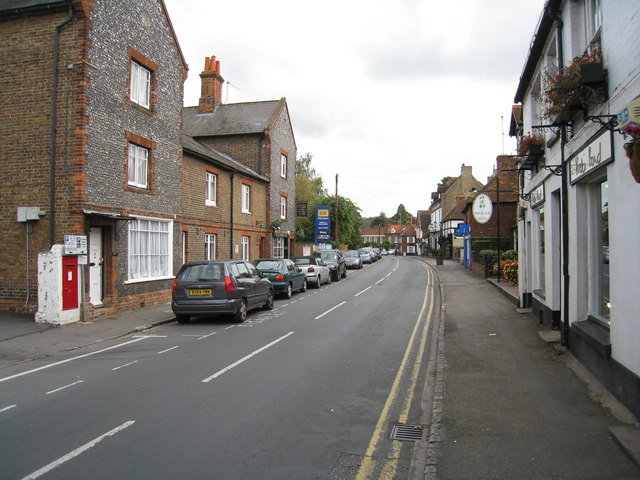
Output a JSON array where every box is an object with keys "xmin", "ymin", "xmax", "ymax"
[
  {"xmin": 179, "ymin": 263, "xmax": 223, "ymax": 282},
  {"xmin": 255, "ymin": 260, "xmax": 283, "ymax": 271},
  {"xmin": 294, "ymin": 258, "xmax": 311, "ymax": 265}
]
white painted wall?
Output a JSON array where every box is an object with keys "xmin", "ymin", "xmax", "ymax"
[{"xmin": 35, "ymin": 245, "xmax": 81, "ymax": 325}]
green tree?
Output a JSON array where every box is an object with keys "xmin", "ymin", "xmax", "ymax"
[
  {"xmin": 371, "ymin": 211, "xmax": 389, "ymax": 228},
  {"xmin": 392, "ymin": 204, "xmax": 410, "ymax": 224},
  {"xmin": 314, "ymin": 194, "xmax": 362, "ymax": 249}
]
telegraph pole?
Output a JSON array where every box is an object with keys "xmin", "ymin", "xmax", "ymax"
[{"xmin": 335, "ymin": 174, "xmax": 339, "ymax": 248}]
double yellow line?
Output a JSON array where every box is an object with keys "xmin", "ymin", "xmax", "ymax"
[{"xmin": 356, "ymin": 262, "xmax": 436, "ymax": 479}]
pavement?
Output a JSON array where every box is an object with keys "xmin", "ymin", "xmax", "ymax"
[
  {"xmin": 421, "ymin": 257, "xmax": 640, "ymax": 480},
  {"xmin": 1, "ymin": 259, "xmax": 639, "ymax": 479}
]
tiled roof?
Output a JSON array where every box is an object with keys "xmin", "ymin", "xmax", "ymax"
[
  {"xmin": 184, "ymin": 100, "xmax": 282, "ymax": 137},
  {"xmin": 0, "ymin": 0, "xmax": 69, "ymax": 13},
  {"xmin": 183, "ymin": 135, "xmax": 268, "ymax": 182}
]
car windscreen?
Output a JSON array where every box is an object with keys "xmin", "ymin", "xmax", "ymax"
[
  {"xmin": 179, "ymin": 264, "xmax": 223, "ymax": 282},
  {"xmin": 344, "ymin": 251, "xmax": 358, "ymax": 257},
  {"xmin": 255, "ymin": 260, "xmax": 283, "ymax": 271},
  {"xmin": 320, "ymin": 252, "xmax": 337, "ymax": 260}
]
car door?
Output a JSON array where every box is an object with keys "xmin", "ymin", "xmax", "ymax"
[
  {"xmin": 245, "ymin": 261, "xmax": 269, "ymax": 306},
  {"xmin": 285, "ymin": 259, "xmax": 303, "ymax": 290},
  {"xmin": 232, "ymin": 261, "xmax": 258, "ymax": 308}
]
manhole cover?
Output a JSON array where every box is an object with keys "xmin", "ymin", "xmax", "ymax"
[{"xmin": 390, "ymin": 424, "xmax": 426, "ymax": 442}]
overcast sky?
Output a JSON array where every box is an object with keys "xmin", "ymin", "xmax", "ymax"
[{"xmin": 163, "ymin": 0, "xmax": 545, "ymax": 219}]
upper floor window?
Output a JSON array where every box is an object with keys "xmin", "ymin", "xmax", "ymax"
[
  {"xmin": 280, "ymin": 154, "xmax": 287, "ymax": 178},
  {"xmin": 128, "ymin": 143, "xmax": 149, "ymax": 188},
  {"xmin": 586, "ymin": 0, "xmax": 602, "ymax": 41},
  {"xmin": 206, "ymin": 172, "xmax": 217, "ymax": 206},
  {"xmin": 280, "ymin": 196, "xmax": 287, "ymax": 219},
  {"xmin": 130, "ymin": 61, "xmax": 151, "ymax": 108},
  {"xmin": 242, "ymin": 184, "xmax": 251, "ymax": 213},
  {"xmin": 127, "ymin": 47, "xmax": 157, "ymax": 114}
]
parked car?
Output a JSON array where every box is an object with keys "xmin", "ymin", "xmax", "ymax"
[
  {"xmin": 372, "ymin": 248, "xmax": 382, "ymax": 260},
  {"xmin": 358, "ymin": 248, "xmax": 374, "ymax": 264},
  {"xmin": 171, "ymin": 260, "xmax": 274, "ymax": 324},
  {"xmin": 292, "ymin": 256, "xmax": 332, "ymax": 288},
  {"xmin": 315, "ymin": 249, "xmax": 347, "ymax": 281},
  {"xmin": 254, "ymin": 258, "xmax": 307, "ymax": 298},
  {"xmin": 343, "ymin": 250, "xmax": 363, "ymax": 269}
]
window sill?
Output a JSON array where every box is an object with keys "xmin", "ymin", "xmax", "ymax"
[
  {"xmin": 125, "ymin": 275, "xmax": 173, "ymax": 285},
  {"xmin": 572, "ymin": 318, "xmax": 611, "ymax": 358}
]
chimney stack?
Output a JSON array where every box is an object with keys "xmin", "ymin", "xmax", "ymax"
[{"xmin": 199, "ymin": 55, "xmax": 224, "ymax": 113}]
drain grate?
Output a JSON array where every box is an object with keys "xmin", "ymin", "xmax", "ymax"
[{"xmin": 390, "ymin": 423, "xmax": 426, "ymax": 442}]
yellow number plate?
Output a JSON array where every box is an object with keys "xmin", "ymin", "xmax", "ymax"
[{"xmin": 189, "ymin": 289, "xmax": 212, "ymax": 296}]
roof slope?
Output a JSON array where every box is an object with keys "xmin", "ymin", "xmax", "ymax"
[
  {"xmin": 184, "ymin": 100, "xmax": 282, "ymax": 137},
  {"xmin": 0, "ymin": 0, "xmax": 69, "ymax": 13},
  {"xmin": 182, "ymin": 135, "xmax": 267, "ymax": 182}
]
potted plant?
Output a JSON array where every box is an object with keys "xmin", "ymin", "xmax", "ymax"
[
  {"xmin": 517, "ymin": 132, "xmax": 545, "ymax": 156},
  {"xmin": 539, "ymin": 48, "xmax": 605, "ymax": 124},
  {"xmin": 624, "ymin": 123, "xmax": 640, "ymax": 183}
]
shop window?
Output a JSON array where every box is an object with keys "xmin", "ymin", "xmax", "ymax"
[
  {"xmin": 537, "ymin": 208, "xmax": 545, "ymax": 294},
  {"xmin": 597, "ymin": 180, "xmax": 610, "ymax": 320}
]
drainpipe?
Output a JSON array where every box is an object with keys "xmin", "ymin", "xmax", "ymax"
[
  {"xmin": 551, "ymin": 8, "xmax": 571, "ymax": 346},
  {"xmin": 50, "ymin": 6, "xmax": 74, "ymax": 246},
  {"xmin": 230, "ymin": 170, "xmax": 235, "ymax": 259}
]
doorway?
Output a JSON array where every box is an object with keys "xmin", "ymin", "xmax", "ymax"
[{"xmin": 89, "ymin": 227, "xmax": 104, "ymax": 306}]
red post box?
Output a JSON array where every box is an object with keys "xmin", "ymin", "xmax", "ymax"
[{"xmin": 62, "ymin": 255, "xmax": 79, "ymax": 310}]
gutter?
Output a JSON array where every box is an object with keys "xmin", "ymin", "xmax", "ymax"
[{"xmin": 49, "ymin": 5, "xmax": 74, "ymax": 246}]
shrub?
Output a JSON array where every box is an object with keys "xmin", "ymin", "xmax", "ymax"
[
  {"xmin": 501, "ymin": 250, "xmax": 518, "ymax": 260},
  {"xmin": 501, "ymin": 259, "xmax": 518, "ymax": 284},
  {"xmin": 478, "ymin": 249, "xmax": 497, "ymax": 264}
]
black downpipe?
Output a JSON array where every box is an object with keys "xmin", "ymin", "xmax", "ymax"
[
  {"xmin": 50, "ymin": 6, "xmax": 74, "ymax": 246},
  {"xmin": 229, "ymin": 170, "xmax": 235, "ymax": 258},
  {"xmin": 552, "ymin": 10, "xmax": 571, "ymax": 346}
]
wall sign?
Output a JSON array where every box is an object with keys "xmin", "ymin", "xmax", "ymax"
[
  {"xmin": 472, "ymin": 193, "xmax": 493, "ymax": 224},
  {"xmin": 569, "ymin": 130, "xmax": 613, "ymax": 184},
  {"xmin": 529, "ymin": 183, "xmax": 545, "ymax": 208}
]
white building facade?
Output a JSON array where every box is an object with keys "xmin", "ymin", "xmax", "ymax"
[{"xmin": 514, "ymin": 0, "xmax": 640, "ymax": 418}]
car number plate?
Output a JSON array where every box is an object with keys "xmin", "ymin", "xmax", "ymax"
[{"xmin": 189, "ymin": 289, "xmax": 212, "ymax": 296}]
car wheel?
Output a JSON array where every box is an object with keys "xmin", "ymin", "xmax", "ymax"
[
  {"xmin": 175, "ymin": 314, "xmax": 190, "ymax": 324},
  {"xmin": 263, "ymin": 289, "xmax": 274, "ymax": 310},
  {"xmin": 333, "ymin": 271, "xmax": 340, "ymax": 282},
  {"xmin": 315, "ymin": 276, "xmax": 322, "ymax": 288},
  {"xmin": 233, "ymin": 299, "xmax": 248, "ymax": 323},
  {"xmin": 327, "ymin": 273, "xmax": 332, "ymax": 284},
  {"xmin": 300, "ymin": 279, "xmax": 307, "ymax": 292},
  {"xmin": 283, "ymin": 283, "xmax": 293, "ymax": 299}
]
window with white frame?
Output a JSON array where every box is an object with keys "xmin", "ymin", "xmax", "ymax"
[
  {"xmin": 586, "ymin": 0, "xmax": 602, "ymax": 41},
  {"xmin": 241, "ymin": 236, "xmax": 250, "ymax": 261},
  {"xmin": 273, "ymin": 237, "xmax": 284, "ymax": 258},
  {"xmin": 242, "ymin": 184, "xmax": 251, "ymax": 213},
  {"xmin": 205, "ymin": 234, "xmax": 216, "ymax": 260},
  {"xmin": 128, "ymin": 143, "xmax": 149, "ymax": 188},
  {"xmin": 407, "ymin": 245, "xmax": 416, "ymax": 254},
  {"xmin": 128, "ymin": 218, "xmax": 172, "ymax": 281},
  {"xmin": 130, "ymin": 61, "xmax": 151, "ymax": 109},
  {"xmin": 206, "ymin": 172, "xmax": 217, "ymax": 206},
  {"xmin": 280, "ymin": 196, "xmax": 287, "ymax": 220},
  {"xmin": 280, "ymin": 154, "xmax": 287, "ymax": 178}
]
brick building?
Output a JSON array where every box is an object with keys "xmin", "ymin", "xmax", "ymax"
[
  {"xmin": 0, "ymin": 0, "xmax": 186, "ymax": 317},
  {"xmin": 184, "ymin": 56, "xmax": 298, "ymax": 258},
  {"xmin": 180, "ymin": 135, "xmax": 269, "ymax": 263}
]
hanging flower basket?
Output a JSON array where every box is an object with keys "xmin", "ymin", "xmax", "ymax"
[
  {"xmin": 624, "ymin": 124, "xmax": 640, "ymax": 183},
  {"xmin": 539, "ymin": 49, "xmax": 605, "ymax": 122}
]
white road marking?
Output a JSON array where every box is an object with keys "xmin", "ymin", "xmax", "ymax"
[
  {"xmin": 45, "ymin": 380, "xmax": 83, "ymax": 395},
  {"xmin": 157, "ymin": 346, "xmax": 179, "ymax": 354},
  {"xmin": 0, "ymin": 337, "xmax": 151, "ymax": 384},
  {"xmin": 0, "ymin": 404, "xmax": 17, "ymax": 413},
  {"xmin": 197, "ymin": 331, "xmax": 217, "ymax": 340},
  {"xmin": 20, "ymin": 421, "xmax": 135, "ymax": 480},
  {"xmin": 112, "ymin": 360, "xmax": 138, "ymax": 371},
  {"xmin": 314, "ymin": 301, "xmax": 346, "ymax": 319},
  {"xmin": 355, "ymin": 286, "xmax": 372, "ymax": 297},
  {"xmin": 202, "ymin": 331, "xmax": 294, "ymax": 383},
  {"xmin": 375, "ymin": 278, "xmax": 385, "ymax": 284}
]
